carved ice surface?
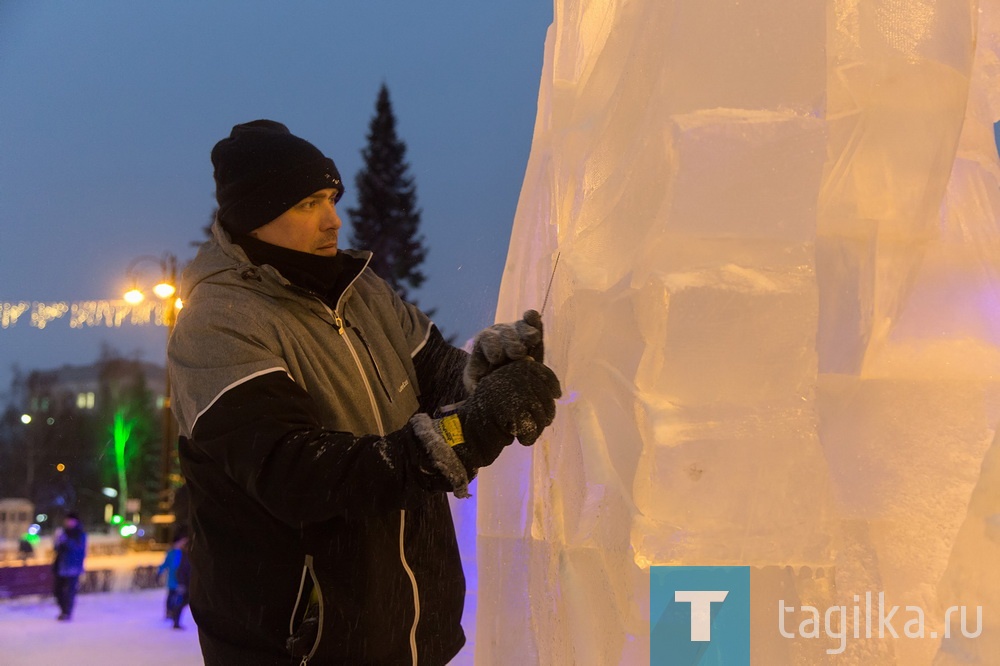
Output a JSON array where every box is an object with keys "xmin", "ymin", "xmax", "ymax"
[{"xmin": 477, "ymin": 1, "xmax": 1000, "ymax": 664}]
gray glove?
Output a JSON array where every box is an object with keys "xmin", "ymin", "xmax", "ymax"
[{"xmin": 464, "ymin": 309, "xmax": 545, "ymax": 392}]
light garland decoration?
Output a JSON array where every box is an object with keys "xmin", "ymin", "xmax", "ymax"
[{"xmin": 1, "ymin": 300, "xmax": 173, "ymax": 330}]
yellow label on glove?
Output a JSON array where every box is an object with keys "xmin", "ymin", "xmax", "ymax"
[{"xmin": 439, "ymin": 414, "xmax": 465, "ymax": 447}]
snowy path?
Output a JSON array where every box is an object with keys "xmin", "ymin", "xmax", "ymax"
[
  {"xmin": 0, "ymin": 589, "xmax": 202, "ymax": 665},
  {"xmin": 1, "ymin": 533, "xmax": 476, "ymax": 665},
  {"xmin": 0, "ymin": 588, "xmax": 475, "ymax": 665}
]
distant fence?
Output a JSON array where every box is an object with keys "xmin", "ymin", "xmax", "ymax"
[
  {"xmin": 0, "ymin": 565, "xmax": 52, "ymax": 599},
  {"xmin": 130, "ymin": 565, "xmax": 161, "ymax": 590},
  {"xmin": 0, "ymin": 564, "xmax": 162, "ymax": 600}
]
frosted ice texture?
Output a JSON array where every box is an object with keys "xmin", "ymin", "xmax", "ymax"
[{"xmin": 478, "ymin": 1, "xmax": 1000, "ymax": 664}]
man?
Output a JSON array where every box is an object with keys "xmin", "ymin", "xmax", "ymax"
[
  {"xmin": 168, "ymin": 120, "xmax": 561, "ymax": 665},
  {"xmin": 52, "ymin": 512, "xmax": 86, "ymax": 621}
]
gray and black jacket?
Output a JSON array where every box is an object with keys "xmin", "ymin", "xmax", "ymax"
[{"xmin": 168, "ymin": 222, "xmax": 471, "ymax": 665}]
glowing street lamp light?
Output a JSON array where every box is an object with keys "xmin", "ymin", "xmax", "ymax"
[
  {"xmin": 123, "ymin": 288, "xmax": 145, "ymax": 305},
  {"xmin": 152, "ymin": 282, "xmax": 176, "ymax": 299}
]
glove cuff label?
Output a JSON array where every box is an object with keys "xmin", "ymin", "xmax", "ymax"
[{"xmin": 437, "ymin": 414, "xmax": 465, "ymax": 447}]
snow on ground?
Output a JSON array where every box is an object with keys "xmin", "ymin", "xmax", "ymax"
[
  {"xmin": 0, "ymin": 587, "xmax": 475, "ymax": 665},
  {"xmin": 2, "ymin": 535, "xmax": 475, "ymax": 665},
  {"xmin": 0, "ymin": 589, "xmax": 202, "ymax": 666},
  {"xmin": 1, "ymin": 565, "xmax": 474, "ymax": 665}
]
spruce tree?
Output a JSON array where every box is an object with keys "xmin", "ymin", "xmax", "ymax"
[{"xmin": 349, "ymin": 84, "xmax": 427, "ymax": 302}]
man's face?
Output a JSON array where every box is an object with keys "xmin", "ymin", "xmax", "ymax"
[{"xmin": 250, "ymin": 188, "xmax": 342, "ymax": 256}]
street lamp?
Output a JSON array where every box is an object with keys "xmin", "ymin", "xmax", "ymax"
[
  {"xmin": 124, "ymin": 254, "xmax": 180, "ymax": 312},
  {"xmin": 123, "ymin": 253, "xmax": 180, "ymax": 519},
  {"xmin": 20, "ymin": 413, "xmax": 35, "ymax": 501}
]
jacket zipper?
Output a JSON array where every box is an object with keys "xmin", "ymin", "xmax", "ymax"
[
  {"xmin": 351, "ymin": 324, "xmax": 394, "ymax": 404},
  {"xmin": 328, "ymin": 307, "xmax": 386, "ymax": 436},
  {"xmin": 321, "ymin": 264, "xmax": 421, "ymax": 665},
  {"xmin": 330, "ymin": 306, "xmax": 420, "ymax": 664},
  {"xmin": 399, "ymin": 510, "xmax": 420, "ymax": 666},
  {"xmin": 264, "ymin": 252, "xmax": 419, "ymax": 662},
  {"xmin": 289, "ymin": 555, "xmax": 324, "ymax": 665}
]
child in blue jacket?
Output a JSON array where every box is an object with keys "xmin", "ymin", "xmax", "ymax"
[{"xmin": 158, "ymin": 530, "xmax": 191, "ymax": 629}]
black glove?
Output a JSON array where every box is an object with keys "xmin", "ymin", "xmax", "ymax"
[
  {"xmin": 450, "ymin": 358, "xmax": 562, "ymax": 473},
  {"xmin": 463, "ymin": 309, "xmax": 545, "ymax": 392}
]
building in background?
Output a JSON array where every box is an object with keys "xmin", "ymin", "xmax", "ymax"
[
  {"xmin": 0, "ymin": 498, "xmax": 33, "ymax": 541},
  {"xmin": 0, "ymin": 356, "xmax": 167, "ymax": 533}
]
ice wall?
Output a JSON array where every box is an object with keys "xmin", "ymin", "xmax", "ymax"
[{"xmin": 478, "ymin": 1, "xmax": 1000, "ymax": 664}]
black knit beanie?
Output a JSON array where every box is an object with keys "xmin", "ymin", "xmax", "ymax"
[{"xmin": 212, "ymin": 120, "xmax": 343, "ymax": 235}]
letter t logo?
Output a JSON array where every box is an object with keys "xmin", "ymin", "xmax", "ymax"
[{"xmin": 675, "ymin": 590, "xmax": 729, "ymax": 641}]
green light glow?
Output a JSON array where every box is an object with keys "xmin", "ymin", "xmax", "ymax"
[
  {"xmin": 111, "ymin": 515, "xmax": 123, "ymax": 525},
  {"xmin": 112, "ymin": 409, "xmax": 134, "ymax": 517}
]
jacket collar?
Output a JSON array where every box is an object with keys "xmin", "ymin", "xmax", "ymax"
[{"xmin": 184, "ymin": 220, "xmax": 372, "ymax": 310}]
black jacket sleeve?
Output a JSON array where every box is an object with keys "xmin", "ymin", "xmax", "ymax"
[
  {"xmin": 189, "ymin": 370, "xmax": 454, "ymax": 527},
  {"xmin": 412, "ymin": 325, "xmax": 470, "ymax": 414}
]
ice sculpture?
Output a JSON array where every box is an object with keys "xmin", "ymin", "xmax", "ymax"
[{"xmin": 477, "ymin": 1, "xmax": 1000, "ymax": 664}]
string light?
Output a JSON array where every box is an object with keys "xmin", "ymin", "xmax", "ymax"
[
  {"xmin": 1, "ymin": 302, "xmax": 29, "ymax": 328},
  {"xmin": 0, "ymin": 300, "xmax": 177, "ymax": 329},
  {"xmin": 31, "ymin": 302, "xmax": 69, "ymax": 329}
]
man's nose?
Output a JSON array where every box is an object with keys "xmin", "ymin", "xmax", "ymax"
[{"xmin": 322, "ymin": 202, "xmax": 342, "ymax": 230}]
